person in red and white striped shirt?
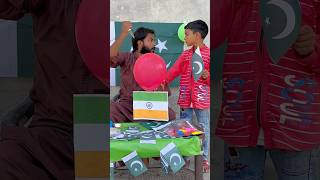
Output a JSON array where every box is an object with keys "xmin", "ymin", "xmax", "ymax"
[
  {"xmin": 164, "ymin": 20, "xmax": 211, "ymax": 173},
  {"xmin": 214, "ymin": 0, "xmax": 320, "ymax": 179}
]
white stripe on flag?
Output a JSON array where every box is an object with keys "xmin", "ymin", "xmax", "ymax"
[
  {"xmin": 0, "ymin": 20, "xmax": 17, "ymax": 77},
  {"xmin": 110, "ymin": 21, "xmax": 115, "ymax": 45},
  {"xmin": 110, "ymin": 21, "xmax": 116, "ymax": 86},
  {"xmin": 133, "ymin": 101, "xmax": 168, "ymax": 111},
  {"xmin": 122, "ymin": 151, "xmax": 138, "ymax": 163},
  {"xmin": 110, "ymin": 68, "xmax": 116, "ymax": 86},
  {"xmin": 160, "ymin": 142, "xmax": 176, "ymax": 155},
  {"xmin": 195, "ymin": 46, "xmax": 202, "ymax": 58}
]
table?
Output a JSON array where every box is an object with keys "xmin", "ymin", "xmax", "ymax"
[{"xmin": 110, "ymin": 123, "xmax": 204, "ymax": 180}]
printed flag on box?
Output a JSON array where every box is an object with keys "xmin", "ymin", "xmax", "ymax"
[
  {"xmin": 122, "ymin": 151, "xmax": 148, "ymax": 177},
  {"xmin": 160, "ymin": 142, "xmax": 185, "ymax": 174},
  {"xmin": 133, "ymin": 91, "xmax": 169, "ymax": 121}
]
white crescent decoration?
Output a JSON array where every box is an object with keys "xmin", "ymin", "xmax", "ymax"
[
  {"xmin": 169, "ymin": 153, "xmax": 182, "ymax": 166},
  {"xmin": 268, "ymin": 0, "xmax": 296, "ymax": 39},
  {"xmin": 193, "ymin": 61, "xmax": 204, "ymax": 75},
  {"xmin": 130, "ymin": 160, "xmax": 144, "ymax": 172}
]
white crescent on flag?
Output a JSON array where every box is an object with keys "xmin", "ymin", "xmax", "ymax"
[
  {"xmin": 130, "ymin": 160, "xmax": 144, "ymax": 172},
  {"xmin": 169, "ymin": 153, "xmax": 182, "ymax": 166},
  {"xmin": 268, "ymin": 0, "xmax": 296, "ymax": 39}
]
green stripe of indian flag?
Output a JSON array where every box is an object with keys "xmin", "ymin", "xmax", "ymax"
[
  {"xmin": 73, "ymin": 94, "xmax": 109, "ymax": 124},
  {"xmin": 133, "ymin": 101, "xmax": 168, "ymax": 111},
  {"xmin": 133, "ymin": 91, "xmax": 168, "ymax": 102}
]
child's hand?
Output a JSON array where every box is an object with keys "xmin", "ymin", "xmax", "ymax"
[
  {"xmin": 159, "ymin": 83, "xmax": 165, "ymax": 90},
  {"xmin": 201, "ymin": 70, "xmax": 209, "ymax": 80},
  {"xmin": 293, "ymin": 25, "xmax": 316, "ymax": 56}
]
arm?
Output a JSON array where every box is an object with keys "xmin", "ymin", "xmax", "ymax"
[
  {"xmin": 110, "ymin": 21, "xmax": 131, "ymax": 58},
  {"xmin": 164, "ymin": 54, "xmax": 184, "ymax": 84},
  {"xmin": 0, "ymin": 0, "xmax": 43, "ymax": 20},
  {"xmin": 110, "ymin": 21, "xmax": 132, "ymax": 68}
]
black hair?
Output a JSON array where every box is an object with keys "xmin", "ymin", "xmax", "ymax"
[
  {"xmin": 184, "ymin": 20, "xmax": 208, "ymax": 39},
  {"xmin": 132, "ymin": 27, "xmax": 155, "ymax": 52}
]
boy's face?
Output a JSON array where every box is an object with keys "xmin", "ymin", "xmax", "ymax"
[{"xmin": 184, "ymin": 29, "xmax": 197, "ymax": 47}]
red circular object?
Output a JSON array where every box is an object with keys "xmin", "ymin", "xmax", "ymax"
[
  {"xmin": 133, "ymin": 53, "xmax": 166, "ymax": 91},
  {"xmin": 75, "ymin": 0, "xmax": 108, "ymax": 87}
]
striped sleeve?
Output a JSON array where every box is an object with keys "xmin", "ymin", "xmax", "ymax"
[{"xmin": 165, "ymin": 52, "xmax": 184, "ymax": 84}]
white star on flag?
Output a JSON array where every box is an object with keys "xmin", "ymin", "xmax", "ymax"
[{"xmin": 155, "ymin": 39, "xmax": 168, "ymax": 53}]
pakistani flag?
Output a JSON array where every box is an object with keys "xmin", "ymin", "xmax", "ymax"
[
  {"xmin": 110, "ymin": 21, "xmax": 184, "ymax": 87},
  {"xmin": 140, "ymin": 130, "xmax": 157, "ymax": 144},
  {"xmin": 133, "ymin": 91, "xmax": 169, "ymax": 121},
  {"xmin": 260, "ymin": 0, "xmax": 301, "ymax": 63},
  {"xmin": 139, "ymin": 121, "xmax": 166, "ymax": 130},
  {"xmin": 73, "ymin": 94, "xmax": 109, "ymax": 178},
  {"xmin": 0, "ymin": 15, "xmax": 34, "ymax": 77},
  {"xmin": 192, "ymin": 47, "xmax": 204, "ymax": 81},
  {"xmin": 160, "ymin": 142, "xmax": 185, "ymax": 174},
  {"xmin": 160, "ymin": 153, "xmax": 170, "ymax": 174},
  {"xmin": 122, "ymin": 151, "xmax": 148, "ymax": 177}
]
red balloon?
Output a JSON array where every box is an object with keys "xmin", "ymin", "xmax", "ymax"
[
  {"xmin": 133, "ymin": 53, "xmax": 167, "ymax": 91},
  {"xmin": 75, "ymin": 0, "xmax": 108, "ymax": 87}
]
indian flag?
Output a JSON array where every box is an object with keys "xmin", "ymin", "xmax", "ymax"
[
  {"xmin": 133, "ymin": 91, "xmax": 169, "ymax": 121},
  {"xmin": 73, "ymin": 94, "xmax": 109, "ymax": 178}
]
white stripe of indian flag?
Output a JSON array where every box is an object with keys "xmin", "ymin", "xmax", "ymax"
[{"xmin": 133, "ymin": 101, "xmax": 168, "ymax": 111}]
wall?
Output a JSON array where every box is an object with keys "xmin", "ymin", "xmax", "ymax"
[{"xmin": 110, "ymin": 0, "xmax": 210, "ymax": 46}]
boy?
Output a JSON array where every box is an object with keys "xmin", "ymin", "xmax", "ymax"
[
  {"xmin": 163, "ymin": 20, "xmax": 210, "ymax": 172},
  {"xmin": 214, "ymin": 1, "xmax": 320, "ymax": 179}
]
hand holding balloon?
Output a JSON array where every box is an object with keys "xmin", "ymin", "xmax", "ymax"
[
  {"xmin": 201, "ymin": 70, "xmax": 209, "ymax": 80},
  {"xmin": 293, "ymin": 25, "xmax": 316, "ymax": 56}
]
